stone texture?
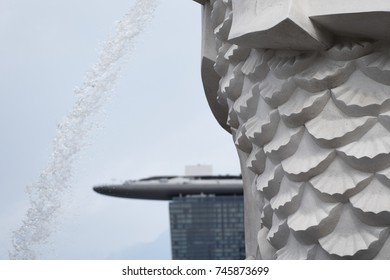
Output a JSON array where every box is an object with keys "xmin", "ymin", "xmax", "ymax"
[{"xmin": 193, "ymin": 0, "xmax": 390, "ymax": 259}]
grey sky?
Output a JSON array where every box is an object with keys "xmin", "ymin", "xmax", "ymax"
[{"xmin": 0, "ymin": 0, "xmax": 239, "ymax": 259}]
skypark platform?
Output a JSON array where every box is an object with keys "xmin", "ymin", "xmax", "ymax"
[{"xmin": 93, "ymin": 175, "xmax": 243, "ymax": 201}]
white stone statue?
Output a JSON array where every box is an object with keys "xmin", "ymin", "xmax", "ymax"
[{"xmin": 193, "ymin": 0, "xmax": 390, "ymax": 259}]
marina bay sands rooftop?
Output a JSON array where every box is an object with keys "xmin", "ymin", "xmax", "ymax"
[{"xmin": 93, "ymin": 175, "xmax": 243, "ymax": 200}]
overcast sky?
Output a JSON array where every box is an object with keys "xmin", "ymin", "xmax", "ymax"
[{"xmin": 0, "ymin": 0, "xmax": 240, "ymax": 259}]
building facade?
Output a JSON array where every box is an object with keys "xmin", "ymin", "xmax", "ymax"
[
  {"xmin": 93, "ymin": 170, "xmax": 244, "ymax": 260},
  {"xmin": 169, "ymin": 195, "xmax": 245, "ymax": 260}
]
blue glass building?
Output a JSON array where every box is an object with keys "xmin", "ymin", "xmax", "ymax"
[
  {"xmin": 169, "ymin": 195, "xmax": 245, "ymax": 260},
  {"xmin": 94, "ymin": 174, "xmax": 244, "ymax": 260}
]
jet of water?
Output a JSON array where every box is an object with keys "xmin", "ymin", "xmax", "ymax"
[{"xmin": 9, "ymin": 0, "xmax": 159, "ymax": 260}]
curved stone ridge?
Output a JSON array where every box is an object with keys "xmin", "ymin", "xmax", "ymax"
[
  {"xmin": 206, "ymin": 0, "xmax": 390, "ymax": 260},
  {"xmin": 318, "ymin": 205, "xmax": 388, "ymax": 257},
  {"xmin": 350, "ymin": 177, "xmax": 390, "ymax": 215}
]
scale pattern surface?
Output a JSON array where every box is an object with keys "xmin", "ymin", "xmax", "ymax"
[{"xmin": 209, "ymin": 0, "xmax": 390, "ymax": 259}]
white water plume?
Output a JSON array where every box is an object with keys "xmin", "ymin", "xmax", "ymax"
[{"xmin": 9, "ymin": 0, "xmax": 159, "ymax": 259}]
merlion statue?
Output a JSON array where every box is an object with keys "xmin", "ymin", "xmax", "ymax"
[{"xmin": 193, "ymin": 0, "xmax": 390, "ymax": 259}]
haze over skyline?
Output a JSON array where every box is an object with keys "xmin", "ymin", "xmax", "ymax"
[{"xmin": 0, "ymin": 0, "xmax": 240, "ymax": 259}]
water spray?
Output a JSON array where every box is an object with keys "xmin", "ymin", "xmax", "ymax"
[{"xmin": 9, "ymin": 0, "xmax": 159, "ymax": 259}]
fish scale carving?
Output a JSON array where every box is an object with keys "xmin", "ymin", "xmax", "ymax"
[{"xmin": 209, "ymin": 0, "xmax": 390, "ymax": 259}]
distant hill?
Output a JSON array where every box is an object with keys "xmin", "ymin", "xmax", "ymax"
[{"xmin": 107, "ymin": 230, "xmax": 171, "ymax": 260}]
